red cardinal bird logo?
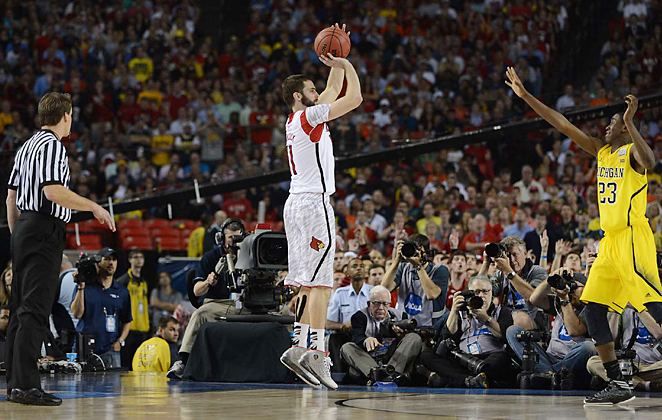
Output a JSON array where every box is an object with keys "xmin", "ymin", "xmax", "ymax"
[{"xmin": 310, "ymin": 236, "xmax": 326, "ymax": 251}]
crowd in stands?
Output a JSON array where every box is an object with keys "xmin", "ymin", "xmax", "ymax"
[{"xmin": 0, "ymin": 0, "xmax": 661, "ymax": 389}]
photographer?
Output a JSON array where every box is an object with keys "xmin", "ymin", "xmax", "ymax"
[
  {"xmin": 418, "ymin": 275, "xmax": 514, "ymax": 388},
  {"xmin": 587, "ymin": 307, "xmax": 662, "ymax": 391},
  {"xmin": 481, "ymin": 236, "xmax": 548, "ymax": 330},
  {"xmin": 340, "ymin": 286, "xmax": 422, "ymax": 385},
  {"xmin": 507, "ymin": 268, "xmax": 596, "ymax": 388},
  {"xmin": 167, "ymin": 218, "xmax": 244, "ymax": 379},
  {"xmin": 70, "ymin": 248, "xmax": 132, "ymax": 369},
  {"xmin": 382, "ymin": 234, "xmax": 449, "ymax": 327}
]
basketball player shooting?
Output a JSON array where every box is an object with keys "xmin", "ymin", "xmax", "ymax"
[
  {"xmin": 279, "ymin": 24, "xmax": 362, "ymax": 390},
  {"xmin": 506, "ymin": 67, "xmax": 662, "ymax": 405}
]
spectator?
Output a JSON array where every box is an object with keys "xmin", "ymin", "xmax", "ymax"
[
  {"xmin": 418, "ymin": 275, "xmax": 514, "ymax": 388},
  {"xmin": 382, "ymin": 234, "xmax": 449, "ymax": 327},
  {"xmin": 416, "ymin": 202, "xmax": 441, "ymax": 234},
  {"xmin": 460, "ymin": 214, "xmax": 500, "ymax": 252},
  {"xmin": 555, "ymin": 84, "xmax": 575, "ymax": 111},
  {"xmin": 188, "ymin": 214, "xmax": 211, "ymax": 258},
  {"xmin": 71, "ymin": 248, "xmax": 132, "ymax": 369},
  {"xmin": 327, "ymin": 258, "xmax": 373, "ymax": 373},
  {"xmin": 503, "ymin": 209, "xmax": 534, "ymax": 239},
  {"xmin": 444, "ymin": 252, "xmax": 469, "ymax": 311},
  {"xmin": 116, "ymin": 250, "xmax": 152, "ymax": 369},
  {"xmin": 513, "ymin": 165, "xmax": 545, "ymax": 205},
  {"xmin": 132, "ymin": 316, "xmax": 181, "ymax": 373},
  {"xmin": 150, "ymin": 272, "xmax": 184, "ymax": 328},
  {"xmin": 340, "ymin": 286, "xmax": 422, "ymax": 385},
  {"xmin": 368, "ymin": 264, "xmax": 385, "ymax": 287},
  {"xmin": 0, "ymin": 305, "xmax": 9, "ymax": 365},
  {"xmin": 0, "ymin": 264, "xmax": 11, "ymax": 306}
]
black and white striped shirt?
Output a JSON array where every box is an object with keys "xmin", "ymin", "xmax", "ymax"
[{"xmin": 7, "ymin": 129, "xmax": 71, "ymax": 222}]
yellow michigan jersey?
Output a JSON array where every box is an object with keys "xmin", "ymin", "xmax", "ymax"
[
  {"xmin": 581, "ymin": 143, "xmax": 662, "ymax": 312},
  {"xmin": 132, "ymin": 337, "xmax": 172, "ymax": 372}
]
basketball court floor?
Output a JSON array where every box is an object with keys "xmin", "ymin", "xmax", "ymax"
[{"xmin": 1, "ymin": 372, "xmax": 661, "ymax": 419}]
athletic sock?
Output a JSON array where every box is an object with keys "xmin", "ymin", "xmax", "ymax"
[
  {"xmin": 179, "ymin": 352, "xmax": 189, "ymax": 365},
  {"xmin": 292, "ymin": 322, "xmax": 310, "ymax": 348},
  {"xmin": 309, "ymin": 328, "xmax": 326, "ymax": 353},
  {"xmin": 604, "ymin": 360, "xmax": 622, "ymax": 381}
]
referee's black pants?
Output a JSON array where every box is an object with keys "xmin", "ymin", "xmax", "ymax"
[{"xmin": 6, "ymin": 212, "xmax": 65, "ymax": 392}]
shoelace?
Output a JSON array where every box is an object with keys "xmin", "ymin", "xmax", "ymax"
[{"xmin": 323, "ymin": 357, "xmax": 333, "ymax": 375}]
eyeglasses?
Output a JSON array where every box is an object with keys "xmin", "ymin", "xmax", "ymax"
[
  {"xmin": 369, "ymin": 301, "xmax": 390, "ymax": 307},
  {"xmin": 470, "ymin": 289, "xmax": 491, "ymax": 295}
]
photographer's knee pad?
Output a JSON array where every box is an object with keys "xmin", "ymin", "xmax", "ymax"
[{"xmin": 584, "ymin": 303, "xmax": 612, "ymax": 346}]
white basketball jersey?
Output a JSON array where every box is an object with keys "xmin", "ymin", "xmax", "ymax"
[{"xmin": 285, "ymin": 104, "xmax": 336, "ymax": 195}]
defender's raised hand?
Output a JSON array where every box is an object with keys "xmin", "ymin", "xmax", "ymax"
[
  {"xmin": 505, "ymin": 66, "xmax": 528, "ymax": 98},
  {"xmin": 623, "ymin": 94, "xmax": 638, "ymax": 123}
]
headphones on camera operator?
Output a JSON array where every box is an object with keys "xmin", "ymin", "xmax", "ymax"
[{"xmin": 215, "ymin": 218, "xmax": 246, "ymax": 250}]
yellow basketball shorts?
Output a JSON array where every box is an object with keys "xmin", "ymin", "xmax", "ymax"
[{"xmin": 580, "ymin": 223, "xmax": 662, "ymax": 313}]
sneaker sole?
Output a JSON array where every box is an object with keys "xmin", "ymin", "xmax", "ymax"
[
  {"xmin": 583, "ymin": 395, "xmax": 636, "ymax": 406},
  {"xmin": 299, "ymin": 358, "xmax": 338, "ymax": 390},
  {"xmin": 280, "ymin": 356, "xmax": 321, "ymax": 387}
]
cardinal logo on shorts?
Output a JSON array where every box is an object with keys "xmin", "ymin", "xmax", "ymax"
[{"xmin": 310, "ymin": 236, "xmax": 325, "ymax": 251}]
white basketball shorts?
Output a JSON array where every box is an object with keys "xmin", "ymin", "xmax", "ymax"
[{"xmin": 283, "ymin": 192, "xmax": 335, "ymax": 288}]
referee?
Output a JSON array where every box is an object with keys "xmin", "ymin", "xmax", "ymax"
[{"xmin": 5, "ymin": 92, "xmax": 115, "ymax": 406}]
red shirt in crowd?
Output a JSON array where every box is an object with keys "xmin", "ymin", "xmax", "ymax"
[{"xmin": 223, "ymin": 197, "xmax": 254, "ymax": 221}]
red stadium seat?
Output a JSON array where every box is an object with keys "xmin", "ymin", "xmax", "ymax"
[
  {"xmin": 143, "ymin": 219, "xmax": 170, "ymax": 229},
  {"xmin": 118, "ymin": 219, "xmax": 144, "ymax": 229},
  {"xmin": 171, "ymin": 219, "xmax": 199, "ymax": 230},
  {"xmin": 119, "ymin": 227, "xmax": 150, "ymax": 239},
  {"xmin": 121, "ymin": 236, "xmax": 154, "ymax": 250},
  {"xmin": 66, "ymin": 234, "xmax": 103, "ymax": 250},
  {"xmin": 150, "ymin": 227, "xmax": 181, "ymax": 239},
  {"xmin": 157, "ymin": 236, "xmax": 185, "ymax": 252},
  {"xmin": 77, "ymin": 219, "xmax": 107, "ymax": 232}
]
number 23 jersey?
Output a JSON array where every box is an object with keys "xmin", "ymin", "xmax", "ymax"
[{"xmin": 596, "ymin": 143, "xmax": 648, "ymax": 232}]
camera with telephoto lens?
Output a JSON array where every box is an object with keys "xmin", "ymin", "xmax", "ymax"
[
  {"xmin": 515, "ymin": 330, "xmax": 572, "ymax": 389},
  {"xmin": 74, "ymin": 253, "xmax": 101, "ymax": 283},
  {"xmin": 485, "ymin": 242, "xmax": 508, "ymax": 260},
  {"xmin": 436, "ymin": 338, "xmax": 487, "ymax": 375},
  {"xmin": 547, "ymin": 269, "xmax": 579, "ymax": 292},
  {"xmin": 400, "ymin": 241, "xmax": 419, "ymax": 260},
  {"xmin": 459, "ymin": 290, "xmax": 484, "ymax": 311}
]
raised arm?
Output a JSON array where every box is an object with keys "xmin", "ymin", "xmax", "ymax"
[
  {"xmin": 505, "ymin": 67, "xmax": 603, "ymax": 156},
  {"xmin": 317, "ymin": 24, "xmax": 347, "ymax": 105},
  {"xmin": 318, "ymin": 54, "xmax": 362, "ymax": 121},
  {"xmin": 623, "ymin": 94, "xmax": 656, "ymax": 172}
]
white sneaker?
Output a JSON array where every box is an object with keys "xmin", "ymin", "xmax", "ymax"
[
  {"xmin": 299, "ymin": 351, "xmax": 338, "ymax": 390},
  {"xmin": 280, "ymin": 347, "xmax": 321, "ymax": 387},
  {"xmin": 167, "ymin": 360, "xmax": 185, "ymax": 379}
]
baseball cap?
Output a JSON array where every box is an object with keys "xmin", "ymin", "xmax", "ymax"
[{"xmin": 97, "ymin": 247, "xmax": 118, "ymax": 258}]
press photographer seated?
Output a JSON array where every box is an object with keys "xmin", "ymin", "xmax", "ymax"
[
  {"xmin": 587, "ymin": 306, "xmax": 662, "ymax": 391},
  {"xmin": 340, "ymin": 286, "xmax": 422, "ymax": 385},
  {"xmin": 70, "ymin": 248, "xmax": 132, "ymax": 369},
  {"xmin": 507, "ymin": 268, "xmax": 596, "ymax": 389},
  {"xmin": 382, "ymin": 234, "xmax": 449, "ymax": 327},
  {"xmin": 481, "ymin": 237, "xmax": 548, "ymax": 330},
  {"xmin": 418, "ymin": 275, "xmax": 514, "ymax": 388},
  {"xmin": 167, "ymin": 218, "xmax": 245, "ymax": 379}
]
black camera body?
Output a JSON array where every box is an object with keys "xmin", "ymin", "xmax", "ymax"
[
  {"xmin": 547, "ymin": 270, "xmax": 578, "ymax": 292},
  {"xmin": 485, "ymin": 242, "xmax": 508, "ymax": 260},
  {"xmin": 75, "ymin": 253, "xmax": 101, "ymax": 283},
  {"xmin": 514, "ymin": 330, "xmax": 573, "ymax": 389},
  {"xmin": 227, "ymin": 231, "xmax": 290, "ymax": 314},
  {"xmin": 460, "ymin": 290, "xmax": 484, "ymax": 311}
]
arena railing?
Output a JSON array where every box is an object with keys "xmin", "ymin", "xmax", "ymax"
[{"xmin": 69, "ymin": 92, "xmax": 662, "ymax": 223}]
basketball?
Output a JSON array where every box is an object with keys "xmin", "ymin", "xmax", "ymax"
[{"xmin": 314, "ymin": 26, "xmax": 351, "ymax": 58}]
